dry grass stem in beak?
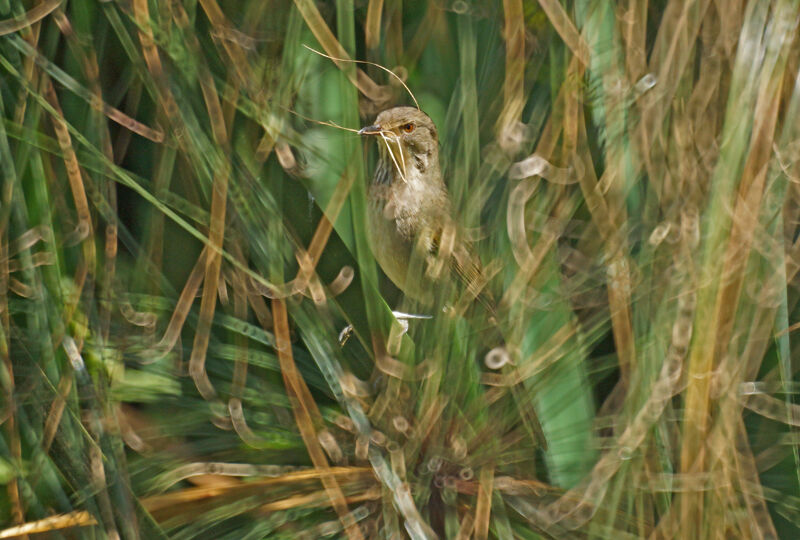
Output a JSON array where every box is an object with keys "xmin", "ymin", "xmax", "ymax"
[{"xmin": 379, "ymin": 131, "xmax": 407, "ymax": 183}]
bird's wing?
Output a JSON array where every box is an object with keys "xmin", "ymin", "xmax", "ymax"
[{"xmin": 421, "ymin": 218, "xmax": 498, "ymax": 315}]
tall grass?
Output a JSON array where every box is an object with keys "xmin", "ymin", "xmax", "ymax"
[{"xmin": 1, "ymin": 0, "xmax": 799, "ymax": 538}]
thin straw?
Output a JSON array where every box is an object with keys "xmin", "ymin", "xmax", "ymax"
[{"xmin": 303, "ymin": 44, "xmax": 420, "ymax": 110}]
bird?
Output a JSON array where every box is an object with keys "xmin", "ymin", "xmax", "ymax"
[
  {"xmin": 359, "ymin": 106, "xmax": 548, "ymax": 450},
  {"xmin": 358, "ymin": 106, "xmax": 479, "ymax": 304}
]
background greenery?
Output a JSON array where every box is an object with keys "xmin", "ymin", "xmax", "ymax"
[{"xmin": 1, "ymin": 0, "xmax": 799, "ymax": 538}]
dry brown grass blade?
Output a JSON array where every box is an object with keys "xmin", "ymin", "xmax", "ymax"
[
  {"xmin": 190, "ymin": 198, "xmax": 225, "ymax": 399},
  {"xmin": 132, "ymin": 0, "xmax": 184, "ymax": 138},
  {"xmin": 742, "ymin": 393, "xmax": 800, "ymax": 426},
  {"xmin": 0, "ymin": 468, "xmax": 376, "ymax": 538},
  {"xmin": 307, "ymin": 163, "xmax": 357, "ymax": 268},
  {"xmin": 496, "ymin": 0, "xmax": 525, "ymax": 147},
  {"xmin": 502, "ymin": 185, "xmax": 576, "ymax": 310},
  {"xmin": 0, "ymin": 510, "xmax": 96, "ymax": 539},
  {"xmin": 561, "ymin": 55, "xmax": 584, "ymax": 157},
  {"xmin": 41, "ymin": 371, "xmax": 72, "ymax": 453},
  {"xmin": 254, "ymin": 488, "xmax": 379, "ymax": 515},
  {"xmin": 730, "ymin": 418, "xmax": 778, "ymax": 537},
  {"xmin": 176, "ymin": 0, "xmax": 233, "ymax": 402},
  {"xmin": 293, "ymin": 0, "xmax": 385, "ymax": 103},
  {"xmin": 574, "ymin": 107, "xmax": 637, "ymax": 380},
  {"xmin": 229, "ymin": 397, "xmax": 284, "ymax": 447},
  {"xmin": 198, "ymin": 0, "xmax": 252, "ymax": 90},
  {"xmin": 711, "ymin": 61, "xmax": 787, "ymax": 363},
  {"xmin": 500, "ymin": 56, "xmax": 584, "ymax": 310},
  {"xmin": 455, "ymin": 511, "xmax": 475, "ymax": 540},
  {"xmin": 272, "ymin": 298, "xmax": 365, "ymax": 540},
  {"xmin": 282, "ymin": 162, "xmax": 359, "ymax": 304},
  {"xmin": 43, "ymin": 81, "xmax": 92, "ymax": 235},
  {"xmin": 639, "ymin": 0, "xmax": 713, "ymax": 172},
  {"xmin": 365, "ymin": 0, "xmax": 384, "ymax": 50},
  {"xmin": 482, "ymin": 324, "xmax": 577, "ymax": 389},
  {"xmin": 85, "ymin": 86, "xmax": 164, "ymax": 144},
  {"xmin": 0, "ymin": 318, "xmax": 23, "ymax": 531},
  {"xmin": 474, "ymin": 465, "xmax": 495, "ymax": 540},
  {"xmin": 12, "ymin": 17, "xmax": 43, "ymax": 126},
  {"xmin": 619, "ymin": 0, "xmax": 648, "ymax": 78},
  {"xmin": 535, "ymin": 0, "xmax": 590, "ymax": 66},
  {"xmin": 649, "ymin": 0, "xmax": 712, "ymax": 91},
  {"xmin": 50, "ymin": 7, "xmax": 120, "ymax": 346},
  {"xmin": 605, "ymin": 254, "xmax": 636, "ymax": 381},
  {"xmin": 37, "ymin": 9, "xmax": 166, "ymax": 145},
  {"xmin": 245, "ymin": 277, "xmax": 274, "ymax": 329},
  {"xmin": 42, "ymin": 78, "xmax": 95, "ymax": 327},
  {"xmin": 679, "ymin": 3, "xmax": 794, "ymax": 531},
  {"xmin": 88, "ymin": 429, "xmax": 119, "ymax": 538},
  {"xmin": 197, "ymin": 0, "xmax": 278, "ymax": 162},
  {"xmin": 0, "ymin": 0, "xmax": 60, "ymax": 36},
  {"xmin": 230, "ymin": 257, "xmax": 249, "ymax": 397},
  {"xmin": 572, "ymin": 98, "xmax": 612, "ymax": 241},
  {"xmin": 143, "ymin": 466, "xmax": 373, "ymax": 510},
  {"xmin": 152, "ymin": 246, "xmax": 208, "ymax": 359}
]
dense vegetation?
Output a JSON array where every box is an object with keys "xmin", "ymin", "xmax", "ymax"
[{"xmin": 1, "ymin": 0, "xmax": 799, "ymax": 538}]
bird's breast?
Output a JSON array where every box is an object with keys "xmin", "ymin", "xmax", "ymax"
[
  {"xmin": 368, "ymin": 184, "xmax": 415, "ymax": 292},
  {"xmin": 367, "ymin": 157, "xmax": 451, "ymax": 297}
]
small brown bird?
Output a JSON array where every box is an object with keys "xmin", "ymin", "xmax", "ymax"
[
  {"xmin": 359, "ymin": 106, "xmax": 475, "ymax": 302},
  {"xmin": 360, "ymin": 106, "xmax": 548, "ymax": 449}
]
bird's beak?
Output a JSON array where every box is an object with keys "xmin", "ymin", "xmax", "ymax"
[{"xmin": 358, "ymin": 124, "xmax": 382, "ymax": 135}]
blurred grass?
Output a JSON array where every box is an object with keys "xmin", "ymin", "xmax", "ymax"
[{"xmin": 1, "ymin": 0, "xmax": 800, "ymax": 538}]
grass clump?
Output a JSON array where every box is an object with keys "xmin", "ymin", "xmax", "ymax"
[{"xmin": 1, "ymin": 1, "xmax": 799, "ymax": 538}]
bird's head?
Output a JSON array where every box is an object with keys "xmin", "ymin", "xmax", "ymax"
[{"xmin": 359, "ymin": 107, "xmax": 439, "ymax": 185}]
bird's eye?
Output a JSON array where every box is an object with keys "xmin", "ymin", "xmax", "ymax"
[{"xmin": 401, "ymin": 123, "xmax": 415, "ymax": 133}]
